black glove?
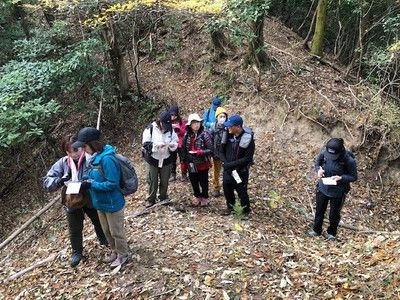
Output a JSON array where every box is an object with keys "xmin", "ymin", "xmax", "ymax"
[
  {"xmin": 58, "ymin": 175, "xmax": 71, "ymax": 187},
  {"xmin": 223, "ymin": 161, "xmax": 235, "ymax": 170},
  {"xmin": 80, "ymin": 181, "xmax": 91, "ymax": 192}
]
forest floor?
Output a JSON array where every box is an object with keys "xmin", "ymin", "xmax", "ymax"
[{"xmin": 1, "ymin": 18, "xmax": 400, "ymax": 299}]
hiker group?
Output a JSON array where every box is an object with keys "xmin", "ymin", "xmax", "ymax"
[
  {"xmin": 42, "ymin": 96, "xmax": 357, "ymax": 269},
  {"xmin": 141, "ymin": 97, "xmax": 255, "ymax": 217}
]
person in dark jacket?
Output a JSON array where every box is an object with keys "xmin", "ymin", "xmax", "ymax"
[
  {"xmin": 219, "ymin": 115, "xmax": 255, "ymax": 217},
  {"xmin": 168, "ymin": 105, "xmax": 188, "ymax": 182},
  {"xmin": 182, "ymin": 113, "xmax": 214, "ymax": 206},
  {"xmin": 308, "ymin": 138, "xmax": 358, "ymax": 241},
  {"xmin": 210, "ymin": 106, "xmax": 228, "ymax": 197},
  {"xmin": 72, "ymin": 127, "xmax": 130, "ymax": 268},
  {"xmin": 43, "ymin": 134, "xmax": 107, "ymax": 267}
]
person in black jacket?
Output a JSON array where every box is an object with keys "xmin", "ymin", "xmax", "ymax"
[
  {"xmin": 308, "ymin": 138, "xmax": 358, "ymax": 241},
  {"xmin": 218, "ymin": 115, "xmax": 255, "ymax": 217}
]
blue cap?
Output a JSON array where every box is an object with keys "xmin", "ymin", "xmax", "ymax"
[
  {"xmin": 212, "ymin": 97, "xmax": 222, "ymax": 107},
  {"xmin": 224, "ymin": 114, "xmax": 243, "ymax": 127}
]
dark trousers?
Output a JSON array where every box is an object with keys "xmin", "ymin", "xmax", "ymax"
[
  {"xmin": 189, "ymin": 169, "xmax": 209, "ymax": 198},
  {"xmin": 223, "ymin": 170, "xmax": 250, "ymax": 213},
  {"xmin": 313, "ymin": 191, "xmax": 345, "ymax": 236},
  {"xmin": 170, "ymin": 150, "xmax": 178, "ymax": 175},
  {"xmin": 66, "ymin": 206, "xmax": 107, "ymax": 253},
  {"xmin": 171, "ymin": 148, "xmax": 187, "ymax": 175}
]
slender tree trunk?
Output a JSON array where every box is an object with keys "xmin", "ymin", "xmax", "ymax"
[
  {"xmin": 102, "ymin": 21, "xmax": 131, "ymax": 111},
  {"xmin": 245, "ymin": 13, "xmax": 270, "ymax": 69},
  {"xmin": 311, "ymin": 0, "xmax": 328, "ymax": 56}
]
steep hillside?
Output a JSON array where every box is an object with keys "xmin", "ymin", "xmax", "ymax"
[{"xmin": 1, "ymin": 18, "xmax": 400, "ymax": 299}]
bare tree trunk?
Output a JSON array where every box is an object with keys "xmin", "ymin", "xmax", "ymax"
[
  {"xmin": 311, "ymin": 0, "xmax": 328, "ymax": 56},
  {"xmin": 12, "ymin": 1, "xmax": 30, "ymax": 39},
  {"xmin": 245, "ymin": 13, "xmax": 270, "ymax": 69},
  {"xmin": 102, "ymin": 20, "xmax": 131, "ymax": 112}
]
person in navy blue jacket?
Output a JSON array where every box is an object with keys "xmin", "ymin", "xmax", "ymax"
[
  {"xmin": 72, "ymin": 127, "xmax": 129, "ymax": 268},
  {"xmin": 308, "ymin": 138, "xmax": 358, "ymax": 241},
  {"xmin": 219, "ymin": 115, "xmax": 255, "ymax": 218}
]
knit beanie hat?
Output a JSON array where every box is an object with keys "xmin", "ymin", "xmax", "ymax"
[
  {"xmin": 212, "ymin": 97, "xmax": 222, "ymax": 107},
  {"xmin": 169, "ymin": 105, "xmax": 180, "ymax": 117},
  {"xmin": 215, "ymin": 107, "xmax": 227, "ymax": 118}
]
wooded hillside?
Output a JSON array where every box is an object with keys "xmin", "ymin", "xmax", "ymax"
[{"xmin": 1, "ymin": 0, "xmax": 400, "ymax": 298}]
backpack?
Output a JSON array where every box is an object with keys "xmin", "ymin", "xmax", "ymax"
[
  {"xmin": 97, "ymin": 154, "xmax": 138, "ymax": 196},
  {"xmin": 141, "ymin": 124, "xmax": 154, "ymax": 160}
]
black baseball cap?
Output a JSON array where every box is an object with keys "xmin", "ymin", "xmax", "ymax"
[{"xmin": 71, "ymin": 127, "xmax": 101, "ymax": 148}]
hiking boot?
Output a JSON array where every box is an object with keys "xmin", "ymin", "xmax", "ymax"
[
  {"xmin": 220, "ymin": 208, "xmax": 232, "ymax": 216},
  {"xmin": 70, "ymin": 251, "xmax": 83, "ymax": 267},
  {"xmin": 200, "ymin": 198, "xmax": 209, "ymax": 207},
  {"xmin": 307, "ymin": 229, "xmax": 321, "ymax": 237},
  {"xmin": 212, "ymin": 191, "xmax": 221, "ymax": 197},
  {"xmin": 103, "ymin": 251, "xmax": 117, "ymax": 263},
  {"xmin": 192, "ymin": 197, "xmax": 200, "ymax": 206},
  {"xmin": 169, "ymin": 174, "xmax": 177, "ymax": 182},
  {"xmin": 110, "ymin": 254, "xmax": 129, "ymax": 268},
  {"xmin": 326, "ymin": 234, "xmax": 336, "ymax": 241}
]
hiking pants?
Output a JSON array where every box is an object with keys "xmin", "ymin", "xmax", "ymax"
[
  {"xmin": 170, "ymin": 150, "xmax": 178, "ymax": 176},
  {"xmin": 146, "ymin": 162, "xmax": 171, "ymax": 204},
  {"xmin": 313, "ymin": 191, "xmax": 346, "ymax": 236},
  {"xmin": 223, "ymin": 170, "xmax": 250, "ymax": 214},
  {"xmin": 97, "ymin": 208, "xmax": 129, "ymax": 256},
  {"xmin": 212, "ymin": 158, "xmax": 222, "ymax": 192},
  {"xmin": 188, "ymin": 169, "xmax": 209, "ymax": 198},
  {"xmin": 66, "ymin": 206, "xmax": 107, "ymax": 253}
]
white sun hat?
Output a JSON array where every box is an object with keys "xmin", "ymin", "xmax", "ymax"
[{"xmin": 187, "ymin": 113, "xmax": 203, "ymax": 124}]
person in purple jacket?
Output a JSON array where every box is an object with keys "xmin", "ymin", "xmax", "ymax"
[{"xmin": 43, "ymin": 134, "xmax": 107, "ymax": 267}]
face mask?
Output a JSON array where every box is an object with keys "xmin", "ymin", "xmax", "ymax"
[{"xmin": 217, "ymin": 115, "xmax": 226, "ymax": 124}]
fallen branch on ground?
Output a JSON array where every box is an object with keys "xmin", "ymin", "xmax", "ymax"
[
  {"xmin": 125, "ymin": 199, "xmax": 173, "ymax": 219},
  {"xmin": 7, "ymin": 249, "xmax": 65, "ymax": 281},
  {"xmin": 298, "ymin": 108, "xmax": 329, "ymax": 132},
  {"xmin": 0, "ymin": 196, "xmax": 60, "ymax": 251}
]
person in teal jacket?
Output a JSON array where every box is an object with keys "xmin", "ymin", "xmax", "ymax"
[
  {"xmin": 202, "ymin": 96, "xmax": 222, "ymax": 130},
  {"xmin": 72, "ymin": 127, "xmax": 129, "ymax": 268}
]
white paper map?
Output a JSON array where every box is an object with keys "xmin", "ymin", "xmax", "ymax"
[
  {"xmin": 321, "ymin": 177, "xmax": 337, "ymax": 185},
  {"xmin": 66, "ymin": 181, "xmax": 82, "ymax": 194}
]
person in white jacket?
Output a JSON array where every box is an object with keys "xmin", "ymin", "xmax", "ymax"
[{"xmin": 142, "ymin": 111, "xmax": 178, "ymax": 207}]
